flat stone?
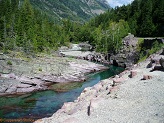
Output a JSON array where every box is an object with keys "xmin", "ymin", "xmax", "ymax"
[
  {"xmin": 16, "ymin": 87, "xmax": 36, "ymax": 93},
  {"xmin": 113, "ymin": 77, "xmax": 125, "ymax": 83},
  {"xmin": 17, "ymin": 84, "xmax": 32, "ymax": 88},
  {"xmin": 8, "ymin": 73, "xmax": 16, "ymax": 79},
  {"xmin": 6, "ymin": 86, "xmax": 17, "ymax": 93},
  {"xmin": 0, "ymin": 86, "xmax": 7, "ymax": 93}
]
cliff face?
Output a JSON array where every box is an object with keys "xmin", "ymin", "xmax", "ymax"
[
  {"xmin": 30, "ymin": 0, "xmax": 110, "ymax": 22},
  {"xmin": 110, "ymin": 34, "xmax": 139, "ymax": 68}
]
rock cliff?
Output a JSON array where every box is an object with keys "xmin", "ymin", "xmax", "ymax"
[{"xmin": 110, "ymin": 34, "xmax": 139, "ymax": 68}]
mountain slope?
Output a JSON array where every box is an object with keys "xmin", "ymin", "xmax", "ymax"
[{"xmin": 30, "ymin": 0, "xmax": 110, "ymax": 22}]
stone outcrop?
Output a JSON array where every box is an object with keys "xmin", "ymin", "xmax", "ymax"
[
  {"xmin": 110, "ymin": 34, "xmax": 139, "ymax": 68},
  {"xmin": 0, "ymin": 53, "xmax": 108, "ymax": 96},
  {"xmin": 159, "ymin": 58, "xmax": 164, "ymax": 68},
  {"xmin": 110, "ymin": 35, "xmax": 164, "ymax": 68}
]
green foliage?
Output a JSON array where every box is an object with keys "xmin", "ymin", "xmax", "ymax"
[
  {"xmin": 90, "ymin": 0, "xmax": 163, "ymax": 37},
  {"xmin": 39, "ymin": 68, "xmax": 42, "ymax": 71},
  {"xmin": 136, "ymin": 38, "xmax": 144, "ymax": 52},
  {"xmin": 29, "ymin": 0, "xmax": 110, "ymax": 23},
  {"xmin": 148, "ymin": 41, "xmax": 164, "ymax": 55},
  {"xmin": 138, "ymin": 40, "xmax": 164, "ymax": 62},
  {"xmin": 7, "ymin": 60, "xmax": 12, "ymax": 65},
  {"xmin": 0, "ymin": 0, "xmax": 73, "ymax": 54},
  {"xmin": 0, "ymin": 0, "xmax": 163, "ymax": 57}
]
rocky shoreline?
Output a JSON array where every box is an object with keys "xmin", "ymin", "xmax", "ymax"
[
  {"xmin": 35, "ymin": 50, "xmax": 164, "ymax": 123},
  {"xmin": 0, "ymin": 53, "xmax": 108, "ymax": 96}
]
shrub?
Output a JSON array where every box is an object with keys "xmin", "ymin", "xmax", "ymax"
[
  {"xmin": 7, "ymin": 60, "xmax": 12, "ymax": 65},
  {"xmin": 39, "ymin": 68, "xmax": 42, "ymax": 71}
]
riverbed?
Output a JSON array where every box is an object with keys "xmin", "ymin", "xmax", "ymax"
[{"xmin": 0, "ymin": 65, "xmax": 124, "ymax": 121}]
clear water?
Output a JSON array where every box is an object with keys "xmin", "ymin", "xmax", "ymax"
[{"xmin": 0, "ymin": 65, "xmax": 124, "ymax": 122}]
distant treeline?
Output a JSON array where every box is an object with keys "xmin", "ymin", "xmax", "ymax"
[
  {"xmin": 92, "ymin": 0, "xmax": 164, "ymax": 37},
  {"xmin": 0, "ymin": 0, "xmax": 163, "ymax": 55}
]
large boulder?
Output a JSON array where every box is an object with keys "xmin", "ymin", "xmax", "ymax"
[{"xmin": 110, "ymin": 34, "xmax": 139, "ymax": 68}]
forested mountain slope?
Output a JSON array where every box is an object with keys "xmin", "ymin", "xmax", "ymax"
[
  {"xmin": 91, "ymin": 0, "xmax": 164, "ymax": 37},
  {"xmin": 30, "ymin": 0, "xmax": 110, "ymax": 22},
  {"xmin": 0, "ymin": 0, "xmax": 163, "ymax": 57}
]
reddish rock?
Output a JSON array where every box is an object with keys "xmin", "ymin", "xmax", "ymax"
[
  {"xmin": 6, "ymin": 86, "xmax": 17, "ymax": 93},
  {"xmin": 67, "ymin": 106, "xmax": 79, "ymax": 115},
  {"xmin": 109, "ymin": 86, "xmax": 119, "ymax": 93},
  {"xmin": 93, "ymin": 83, "xmax": 103, "ymax": 92},
  {"xmin": 82, "ymin": 87, "xmax": 92, "ymax": 93},
  {"xmin": 143, "ymin": 75, "xmax": 153, "ymax": 80},
  {"xmin": 129, "ymin": 70, "xmax": 137, "ymax": 78},
  {"xmin": 61, "ymin": 102, "xmax": 74, "ymax": 111},
  {"xmin": 88, "ymin": 97, "xmax": 104, "ymax": 116},
  {"xmin": 8, "ymin": 73, "xmax": 16, "ymax": 79},
  {"xmin": 113, "ymin": 77, "xmax": 125, "ymax": 83},
  {"xmin": 90, "ymin": 98, "xmax": 103, "ymax": 109},
  {"xmin": 61, "ymin": 117, "xmax": 80, "ymax": 123}
]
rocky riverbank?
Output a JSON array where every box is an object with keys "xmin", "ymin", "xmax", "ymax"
[
  {"xmin": 35, "ymin": 49, "xmax": 164, "ymax": 123},
  {"xmin": 0, "ymin": 52, "xmax": 108, "ymax": 96}
]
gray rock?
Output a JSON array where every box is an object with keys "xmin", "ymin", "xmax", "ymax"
[
  {"xmin": 8, "ymin": 73, "xmax": 16, "ymax": 79},
  {"xmin": 6, "ymin": 86, "xmax": 17, "ymax": 93},
  {"xmin": 42, "ymin": 75, "xmax": 57, "ymax": 82},
  {"xmin": 16, "ymin": 87, "xmax": 36, "ymax": 93},
  {"xmin": 151, "ymin": 55, "xmax": 164, "ymax": 63},
  {"xmin": 147, "ymin": 61, "xmax": 153, "ymax": 68},
  {"xmin": 159, "ymin": 58, "xmax": 164, "ymax": 68},
  {"xmin": 0, "ymin": 86, "xmax": 7, "ymax": 93},
  {"xmin": 17, "ymin": 84, "xmax": 32, "ymax": 88}
]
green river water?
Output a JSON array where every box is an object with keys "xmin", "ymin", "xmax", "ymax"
[{"xmin": 0, "ymin": 65, "xmax": 124, "ymax": 122}]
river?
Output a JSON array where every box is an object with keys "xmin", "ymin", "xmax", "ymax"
[{"xmin": 0, "ymin": 65, "xmax": 124, "ymax": 122}]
